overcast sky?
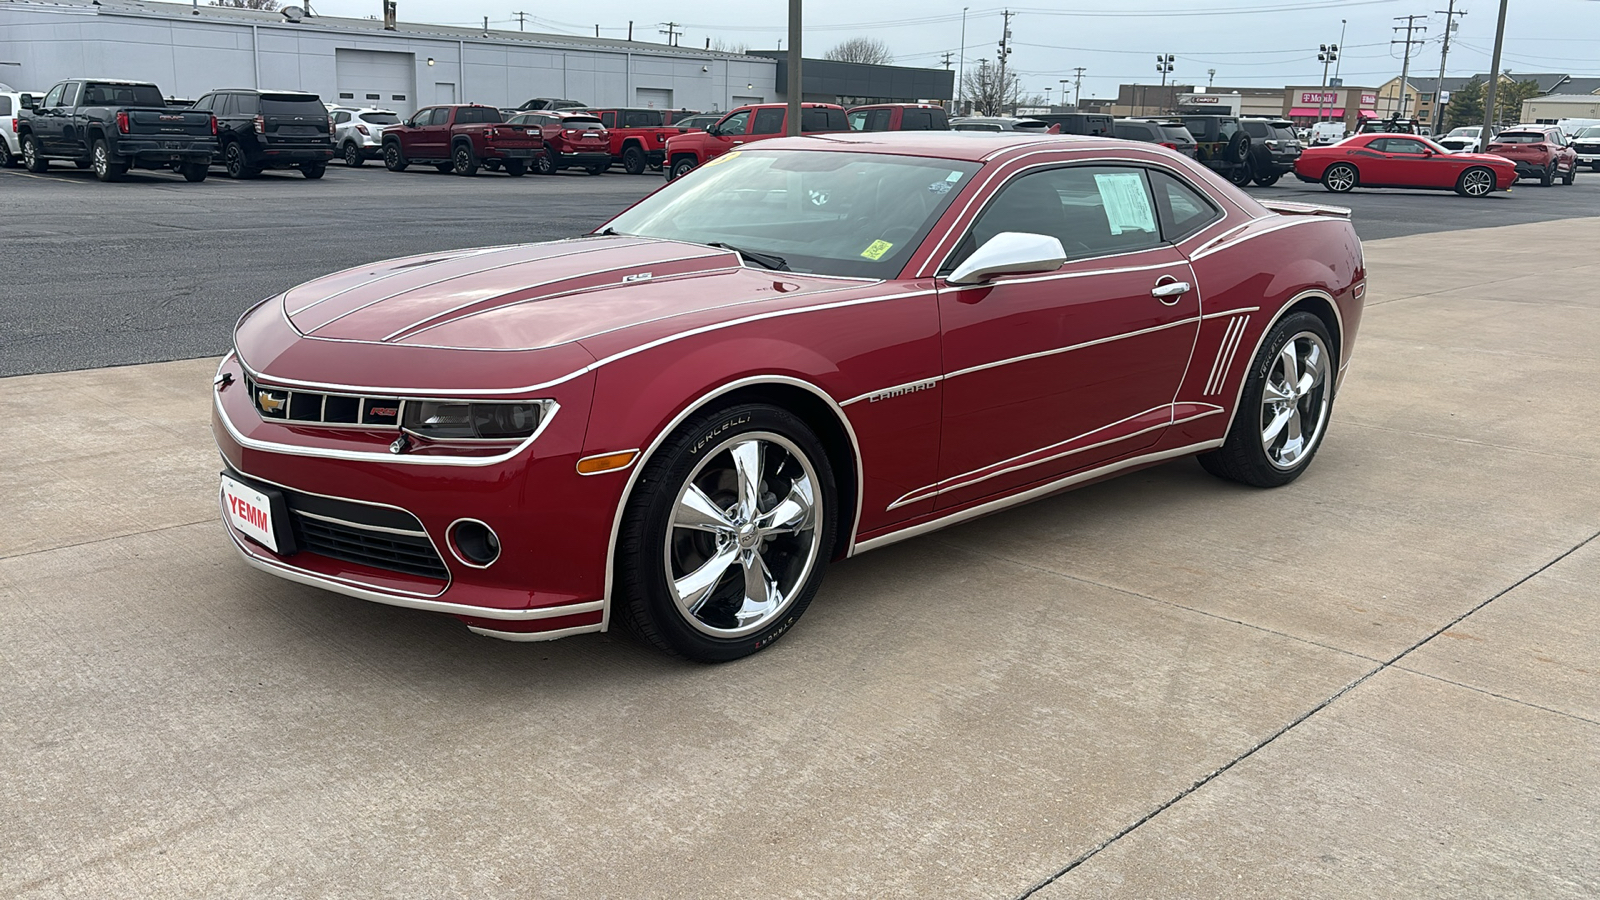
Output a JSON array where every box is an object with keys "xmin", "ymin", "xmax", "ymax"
[{"xmin": 310, "ymin": 0, "xmax": 1600, "ymax": 100}]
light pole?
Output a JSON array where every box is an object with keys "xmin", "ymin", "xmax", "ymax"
[
  {"xmin": 785, "ymin": 0, "xmax": 801, "ymax": 136},
  {"xmin": 956, "ymin": 7, "xmax": 968, "ymax": 115},
  {"xmin": 1060, "ymin": 78, "xmax": 1070, "ymax": 110},
  {"xmin": 1317, "ymin": 43, "xmax": 1338, "ymax": 122},
  {"xmin": 1482, "ymin": 0, "xmax": 1509, "ymax": 139},
  {"xmin": 1207, "ymin": 68, "xmax": 1216, "ymax": 88},
  {"xmin": 1156, "ymin": 54, "xmax": 1174, "ymax": 113}
]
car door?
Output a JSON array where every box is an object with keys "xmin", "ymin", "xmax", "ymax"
[
  {"xmin": 927, "ymin": 164, "xmax": 1201, "ymax": 511},
  {"xmin": 704, "ymin": 108, "xmax": 751, "ymax": 160},
  {"xmin": 1371, "ymin": 137, "xmax": 1435, "ymax": 185},
  {"xmin": 32, "ymin": 83, "xmax": 66, "ymax": 153},
  {"xmin": 412, "ymin": 107, "xmax": 447, "ymax": 158}
]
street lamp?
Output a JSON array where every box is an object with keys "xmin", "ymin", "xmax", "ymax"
[
  {"xmin": 956, "ymin": 7, "xmax": 968, "ymax": 115},
  {"xmin": 1317, "ymin": 43, "xmax": 1339, "ymax": 122},
  {"xmin": 1207, "ymin": 68, "xmax": 1216, "ymax": 88},
  {"xmin": 1155, "ymin": 54, "xmax": 1174, "ymax": 114},
  {"xmin": 1060, "ymin": 78, "xmax": 1070, "ymax": 110}
]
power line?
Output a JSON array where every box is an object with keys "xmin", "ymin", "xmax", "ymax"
[
  {"xmin": 658, "ymin": 21, "xmax": 681, "ymax": 47},
  {"xmin": 512, "ymin": 10, "xmax": 527, "ymax": 31}
]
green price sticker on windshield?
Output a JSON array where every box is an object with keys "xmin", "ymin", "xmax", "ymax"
[{"xmin": 860, "ymin": 240, "xmax": 894, "ymax": 261}]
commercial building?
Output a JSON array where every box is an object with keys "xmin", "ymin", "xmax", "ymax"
[
  {"xmin": 1523, "ymin": 94, "xmax": 1600, "ymax": 124},
  {"xmin": 1282, "ymin": 86, "xmax": 1379, "ymax": 126},
  {"xmin": 0, "ymin": 0, "xmax": 767, "ymax": 115},
  {"xmin": 747, "ymin": 52, "xmax": 952, "ymax": 106}
]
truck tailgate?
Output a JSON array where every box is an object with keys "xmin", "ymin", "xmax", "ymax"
[{"xmin": 125, "ymin": 108, "xmax": 214, "ymax": 137}]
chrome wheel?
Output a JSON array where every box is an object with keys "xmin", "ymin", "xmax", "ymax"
[
  {"xmin": 664, "ymin": 432, "xmax": 822, "ymax": 638},
  {"xmin": 1461, "ymin": 167, "xmax": 1493, "ymax": 197},
  {"xmin": 1323, "ymin": 163, "xmax": 1356, "ymax": 192},
  {"xmin": 1260, "ymin": 332, "xmax": 1331, "ymax": 470},
  {"xmin": 92, "ymin": 144, "xmax": 108, "ymax": 178}
]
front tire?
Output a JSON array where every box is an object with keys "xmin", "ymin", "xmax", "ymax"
[
  {"xmin": 503, "ymin": 158, "xmax": 527, "ymax": 177},
  {"xmin": 1253, "ymin": 171, "xmax": 1282, "ymax": 187},
  {"xmin": 300, "ymin": 161, "xmax": 326, "ymax": 179},
  {"xmin": 1321, "ymin": 162, "xmax": 1357, "ymax": 193},
  {"xmin": 585, "ymin": 163, "xmax": 606, "ymax": 175},
  {"xmin": 1455, "ymin": 166, "xmax": 1495, "ymax": 197},
  {"xmin": 1199, "ymin": 312, "xmax": 1335, "ymax": 488},
  {"xmin": 622, "ymin": 145, "xmax": 647, "ymax": 175},
  {"xmin": 22, "ymin": 134, "xmax": 48, "ymax": 172},
  {"xmin": 383, "ymin": 142, "xmax": 408, "ymax": 171},
  {"xmin": 535, "ymin": 150, "xmax": 556, "ymax": 175},
  {"xmin": 343, "ymin": 143, "xmax": 364, "ymax": 167},
  {"xmin": 668, "ymin": 156, "xmax": 697, "ymax": 181},
  {"xmin": 182, "ymin": 161, "xmax": 209, "ymax": 182},
  {"xmin": 1228, "ymin": 159, "xmax": 1253, "ymax": 187},
  {"xmin": 616, "ymin": 403, "xmax": 838, "ymax": 662}
]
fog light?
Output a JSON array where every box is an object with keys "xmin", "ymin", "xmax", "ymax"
[{"xmin": 448, "ymin": 519, "xmax": 501, "ymax": 568}]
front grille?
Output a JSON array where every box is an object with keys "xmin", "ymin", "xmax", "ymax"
[
  {"xmin": 246, "ymin": 375, "xmax": 401, "ymax": 428},
  {"xmin": 231, "ymin": 468, "xmax": 449, "ymax": 580}
]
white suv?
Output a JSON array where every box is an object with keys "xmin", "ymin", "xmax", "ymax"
[
  {"xmin": 332, "ymin": 107, "xmax": 401, "ymax": 167},
  {"xmin": 1, "ymin": 90, "xmax": 39, "ymax": 167}
]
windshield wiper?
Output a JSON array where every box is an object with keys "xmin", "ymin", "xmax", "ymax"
[{"xmin": 706, "ymin": 241, "xmax": 790, "ymax": 272}]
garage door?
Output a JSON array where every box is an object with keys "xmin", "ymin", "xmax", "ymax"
[
  {"xmin": 335, "ymin": 48, "xmax": 417, "ymax": 114},
  {"xmin": 635, "ymin": 88, "xmax": 673, "ymax": 110}
]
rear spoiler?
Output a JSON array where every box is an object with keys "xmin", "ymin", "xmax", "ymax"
[{"xmin": 1258, "ymin": 199, "xmax": 1351, "ymax": 219}]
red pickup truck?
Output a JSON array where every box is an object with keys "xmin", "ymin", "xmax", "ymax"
[
  {"xmin": 584, "ymin": 107, "xmax": 675, "ymax": 174},
  {"xmin": 380, "ymin": 104, "xmax": 542, "ymax": 176},
  {"xmin": 663, "ymin": 103, "xmax": 848, "ymax": 181}
]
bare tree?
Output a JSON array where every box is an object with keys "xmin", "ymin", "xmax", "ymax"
[
  {"xmin": 212, "ymin": 0, "xmax": 281, "ymax": 8},
  {"xmin": 823, "ymin": 37, "xmax": 893, "ymax": 65},
  {"xmin": 961, "ymin": 65, "xmax": 1022, "ymax": 116},
  {"xmin": 710, "ymin": 37, "xmax": 750, "ymax": 54}
]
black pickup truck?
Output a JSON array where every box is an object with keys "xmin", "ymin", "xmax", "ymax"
[{"xmin": 20, "ymin": 79, "xmax": 217, "ymax": 182}]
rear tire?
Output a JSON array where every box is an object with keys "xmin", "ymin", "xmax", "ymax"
[
  {"xmin": 1321, "ymin": 162, "xmax": 1357, "ymax": 193},
  {"xmin": 585, "ymin": 163, "xmax": 606, "ymax": 175},
  {"xmin": 503, "ymin": 158, "xmax": 527, "ymax": 177},
  {"xmin": 1539, "ymin": 163, "xmax": 1555, "ymax": 186},
  {"xmin": 223, "ymin": 142, "xmax": 258, "ymax": 179},
  {"xmin": 1228, "ymin": 159, "xmax": 1253, "ymax": 187},
  {"xmin": 452, "ymin": 142, "xmax": 479, "ymax": 176},
  {"xmin": 343, "ymin": 143, "xmax": 364, "ymax": 167},
  {"xmin": 615, "ymin": 403, "xmax": 838, "ymax": 662},
  {"xmin": 382, "ymin": 141, "xmax": 408, "ymax": 171},
  {"xmin": 300, "ymin": 162, "xmax": 326, "ymax": 179},
  {"xmin": 1455, "ymin": 166, "xmax": 1495, "ymax": 197},
  {"xmin": 91, "ymin": 139, "xmax": 126, "ymax": 182},
  {"xmin": 1253, "ymin": 171, "xmax": 1282, "ymax": 187},
  {"xmin": 622, "ymin": 144, "xmax": 647, "ymax": 175},
  {"xmin": 182, "ymin": 161, "xmax": 209, "ymax": 182},
  {"xmin": 1561, "ymin": 161, "xmax": 1576, "ymax": 185},
  {"xmin": 1198, "ymin": 311, "xmax": 1335, "ymax": 488},
  {"xmin": 22, "ymin": 135, "xmax": 48, "ymax": 172}
]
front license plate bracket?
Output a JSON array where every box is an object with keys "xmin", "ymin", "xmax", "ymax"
[{"xmin": 221, "ymin": 472, "xmax": 299, "ymax": 556}]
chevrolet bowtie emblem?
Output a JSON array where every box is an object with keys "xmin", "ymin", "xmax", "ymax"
[{"xmin": 258, "ymin": 391, "xmax": 286, "ymax": 413}]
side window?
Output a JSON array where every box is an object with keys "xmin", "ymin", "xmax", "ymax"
[
  {"xmin": 0, "ymin": 96, "xmax": 11, "ymax": 117},
  {"xmin": 1242, "ymin": 121, "xmax": 1269, "ymax": 139},
  {"xmin": 901, "ymin": 110, "xmax": 934, "ymax": 131},
  {"xmin": 751, "ymin": 107, "xmax": 785, "ymax": 135},
  {"xmin": 1149, "ymin": 170, "xmax": 1221, "ymax": 242},
  {"xmin": 41, "ymin": 84, "xmax": 65, "ymax": 109},
  {"xmin": 867, "ymin": 109, "xmax": 892, "ymax": 131},
  {"xmin": 951, "ymin": 166, "xmax": 1162, "ymax": 270},
  {"xmin": 333, "ymin": 110, "xmax": 350, "ymax": 124},
  {"xmin": 236, "ymin": 94, "xmax": 259, "ymax": 115},
  {"xmin": 847, "ymin": 110, "xmax": 867, "ymax": 131},
  {"xmin": 59, "ymin": 83, "xmax": 81, "ymax": 107},
  {"xmin": 1387, "ymin": 138, "xmax": 1427, "ymax": 154},
  {"xmin": 717, "ymin": 110, "xmax": 751, "ymax": 134},
  {"xmin": 191, "ymin": 95, "xmax": 211, "ymax": 111},
  {"xmin": 598, "ymin": 111, "xmax": 615, "ymax": 128}
]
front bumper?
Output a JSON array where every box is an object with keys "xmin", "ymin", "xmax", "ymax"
[{"xmin": 211, "ymin": 352, "xmax": 616, "ymax": 639}]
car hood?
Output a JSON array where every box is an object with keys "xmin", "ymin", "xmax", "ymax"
[{"xmin": 276, "ymin": 235, "xmax": 852, "ymax": 351}]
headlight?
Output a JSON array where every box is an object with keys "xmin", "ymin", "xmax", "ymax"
[{"xmin": 402, "ymin": 400, "xmax": 548, "ymax": 440}]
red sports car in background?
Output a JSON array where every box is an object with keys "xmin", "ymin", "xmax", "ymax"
[
  {"xmin": 1294, "ymin": 133, "xmax": 1516, "ymax": 197},
  {"xmin": 214, "ymin": 133, "xmax": 1366, "ymax": 660}
]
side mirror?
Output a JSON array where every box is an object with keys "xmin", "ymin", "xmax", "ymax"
[
  {"xmin": 1423, "ymin": 149, "xmax": 1434, "ymax": 157},
  {"xmin": 20, "ymin": 94, "xmax": 37, "ymax": 110},
  {"xmin": 705, "ymin": 123, "xmax": 721, "ymax": 136},
  {"xmin": 947, "ymin": 232, "xmax": 1068, "ymax": 286}
]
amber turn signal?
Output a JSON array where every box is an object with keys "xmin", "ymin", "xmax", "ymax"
[{"xmin": 576, "ymin": 451, "xmax": 639, "ymax": 475}]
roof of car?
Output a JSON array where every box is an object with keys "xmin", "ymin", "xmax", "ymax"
[{"xmin": 747, "ymin": 131, "xmax": 1130, "ymax": 161}]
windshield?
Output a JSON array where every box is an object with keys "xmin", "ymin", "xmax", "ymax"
[
  {"xmin": 1447, "ymin": 127, "xmax": 1480, "ymax": 137},
  {"xmin": 1577, "ymin": 126, "xmax": 1600, "ymax": 139},
  {"xmin": 1493, "ymin": 132, "xmax": 1546, "ymax": 144},
  {"xmin": 602, "ymin": 150, "xmax": 980, "ymax": 279},
  {"xmin": 1270, "ymin": 125, "xmax": 1297, "ymax": 142},
  {"xmin": 361, "ymin": 112, "xmax": 400, "ymax": 125}
]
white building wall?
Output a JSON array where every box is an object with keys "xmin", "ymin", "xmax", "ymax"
[{"xmin": 0, "ymin": 1, "xmax": 775, "ymax": 114}]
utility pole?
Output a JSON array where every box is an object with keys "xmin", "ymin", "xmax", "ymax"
[
  {"xmin": 1483, "ymin": 0, "xmax": 1509, "ymax": 137},
  {"xmin": 978, "ymin": 58, "xmax": 991, "ymax": 114},
  {"xmin": 996, "ymin": 10, "xmax": 1014, "ymax": 116},
  {"xmin": 512, "ymin": 10, "xmax": 527, "ymax": 31},
  {"xmin": 1432, "ymin": 0, "xmax": 1465, "ymax": 130},
  {"xmin": 1317, "ymin": 43, "xmax": 1339, "ymax": 122},
  {"xmin": 941, "ymin": 51, "xmax": 954, "ymax": 70},
  {"xmin": 956, "ymin": 7, "xmax": 968, "ymax": 116},
  {"xmin": 1072, "ymin": 66, "xmax": 1085, "ymax": 107},
  {"xmin": 785, "ymin": 0, "xmax": 801, "ymax": 135},
  {"xmin": 1392, "ymin": 14, "xmax": 1427, "ymax": 117},
  {"xmin": 658, "ymin": 22, "xmax": 681, "ymax": 47},
  {"xmin": 1334, "ymin": 18, "xmax": 1347, "ymax": 81}
]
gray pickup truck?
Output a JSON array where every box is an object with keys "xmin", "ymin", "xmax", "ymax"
[{"xmin": 20, "ymin": 78, "xmax": 217, "ymax": 182}]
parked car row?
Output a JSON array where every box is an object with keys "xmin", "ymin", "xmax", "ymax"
[{"xmin": 1293, "ymin": 125, "xmax": 1582, "ymax": 198}]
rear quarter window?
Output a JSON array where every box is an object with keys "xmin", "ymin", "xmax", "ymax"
[
  {"xmin": 0, "ymin": 96, "xmax": 10, "ymax": 117},
  {"xmin": 801, "ymin": 108, "xmax": 847, "ymax": 132},
  {"xmin": 1242, "ymin": 121, "xmax": 1270, "ymax": 138}
]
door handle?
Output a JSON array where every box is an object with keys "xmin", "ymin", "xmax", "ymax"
[
  {"xmin": 731, "ymin": 140, "xmax": 744, "ymax": 145},
  {"xmin": 1151, "ymin": 280, "xmax": 1191, "ymax": 304}
]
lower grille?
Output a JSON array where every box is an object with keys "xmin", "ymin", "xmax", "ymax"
[{"xmin": 291, "ymin": 514, "xmax": 450, "ymax": 580}]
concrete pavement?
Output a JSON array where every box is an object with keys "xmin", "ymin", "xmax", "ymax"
[{"xmin": 2, "ymin": 218, "xmax": 1597, "ymax": 898}]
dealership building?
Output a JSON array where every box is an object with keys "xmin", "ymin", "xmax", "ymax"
[{"xmin": 0, "ymin": 0, "xmax": 780, "ymax": 114}]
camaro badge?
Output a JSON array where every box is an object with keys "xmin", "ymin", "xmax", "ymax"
[{"xmin": 257, "ymin": 391, "xmax": 286, "ymax": 413}]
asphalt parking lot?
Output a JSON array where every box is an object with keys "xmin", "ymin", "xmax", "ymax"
[
  {"xmin": 2, "ymin": 158, "xmax": 1599, "ymax": 897},
  {"xmin": 4, "ymin": 161, "xmax": 1600, "ymax": 376}
]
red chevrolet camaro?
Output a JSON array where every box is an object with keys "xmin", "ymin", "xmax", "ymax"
[
  {"xmin": 1294, "ymin": 132, "xmax": 1517, "ymax": 197},
  {"xmin": 214, "ymin": 132, "xmax": 1366, "ymax": 660}
]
